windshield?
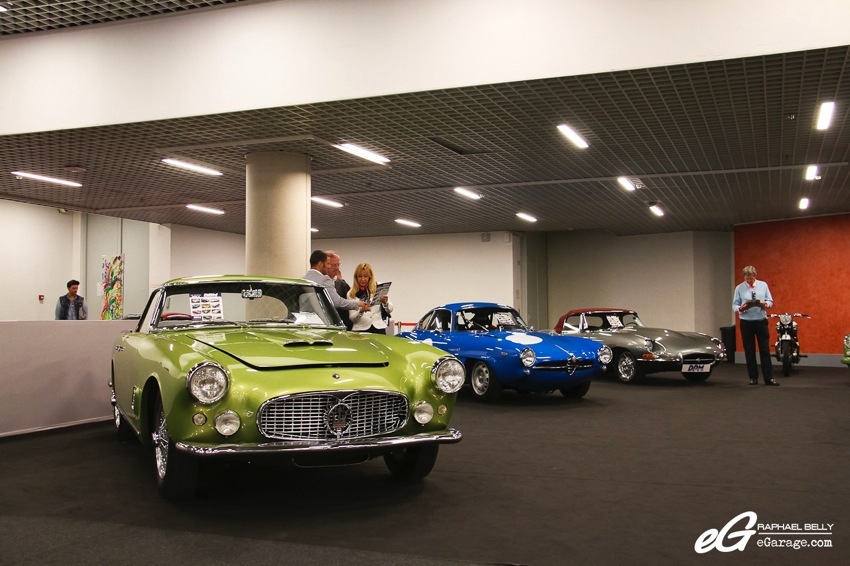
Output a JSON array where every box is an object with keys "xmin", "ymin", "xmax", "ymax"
[
  {"xmin": 579, "ymin": 311, "xmax": 644, "ymax": 331},
  {"xmin": 150, "ymin": 281, "xmax": 343, "ymax": 330},
  {"xmin": 455, "ymin": 307, "xmax": 528, "ymax": 332}
]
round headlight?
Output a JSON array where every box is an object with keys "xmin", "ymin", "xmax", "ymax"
[
  {"xmin": 186, "ymin": 362, "xmax": 229, "ymax": 404},
  {"xmin": 779, "ymin": 313, "xmax": 792, "ymax": 325},
  {"xmin": 598, "ymin": 345, "xmax": 613, "ymax": 365},
  {"xmin": 214, "ymin": 410, "xmax": 241, "ymax": 436},
  {"xmin": 413, "ymin": 401, "xmax": 434, "ymax": 424},
  {"xmin": 432, "ymin": 356, "xmax": 465, "ymax": 393},
  {"xmin": 520, "ymin": 347, "xmax": 536, "ymax": 368}
]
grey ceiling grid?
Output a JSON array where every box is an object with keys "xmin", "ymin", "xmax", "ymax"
[{"xmin": 0, "ymin": 1, "xmax": 848, "ymax": 238}]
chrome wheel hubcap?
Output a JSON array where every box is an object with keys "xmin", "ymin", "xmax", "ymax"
[
  {"xmin": 153, "ymin": 407, "xmax": 169, "ymax": 480},
  {"xmin": 471, "ymin": 364, "xmax": 489, "ymax": 395}
]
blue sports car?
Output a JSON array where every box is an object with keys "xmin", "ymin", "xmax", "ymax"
[{"xmin": 399, "ymin": 303, "xmax": 612, "ymax": 401}]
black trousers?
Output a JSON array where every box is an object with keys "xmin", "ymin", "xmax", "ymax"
[{"xmin": 740, "ymin": 318, "xmax": 774, "ymax": 381}]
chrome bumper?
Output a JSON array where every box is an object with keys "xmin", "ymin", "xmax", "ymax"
[{"xmin": 175, "ymin": 428, "xmax": 462, "ymax": 457}]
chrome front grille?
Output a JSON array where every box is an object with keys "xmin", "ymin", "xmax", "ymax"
[
  {"xmin": 536, "ymin": 357, "xmax": 594, "ymax": 373},
  {"xmin": 257, "ymin": 390, "xmax": 409, "ymax": 441},
  {"xmin": 682, "ymin": 353, "xmax": 716, "ymax": 364}
]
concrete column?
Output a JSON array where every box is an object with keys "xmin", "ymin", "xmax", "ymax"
[{"xmin": 245, "ymin": 151, "xmax": 311, "ymax": 278}]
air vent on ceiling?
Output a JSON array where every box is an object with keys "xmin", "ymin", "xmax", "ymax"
[{"xmin": 427, "ymin": 137, "xmax": 492, "ymax": 156}]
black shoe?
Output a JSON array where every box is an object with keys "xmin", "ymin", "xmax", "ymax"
[
  {"xmin": 749, "ymin": 379, "xmax": 758, "ymax": 385},
  {"xmin": 765, "ymin": 380, "xmax": 780, "ymax": 386}
]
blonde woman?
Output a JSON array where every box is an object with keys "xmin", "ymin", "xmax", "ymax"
[{"xmin": 348, "ymin": 263, "xmax": 393, "ymax": 334}]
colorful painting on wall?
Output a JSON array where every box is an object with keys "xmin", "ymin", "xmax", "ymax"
[{"xmin": 101, "ymin": 254, "xmax": 124, "ymax": 320}]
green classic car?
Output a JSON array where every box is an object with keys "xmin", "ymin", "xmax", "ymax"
[{"xmin": 110, "ymin": 275, "xmax": 464, "ymax": 499}]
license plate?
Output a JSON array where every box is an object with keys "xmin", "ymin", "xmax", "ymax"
[{"xmin": 682, "ymin": 363, "xmax": 709, "ymax": 373}]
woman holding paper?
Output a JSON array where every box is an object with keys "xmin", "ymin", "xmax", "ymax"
[{"xmin": 348, "ymin": 263, "xmax": 393, "ymax": 334}]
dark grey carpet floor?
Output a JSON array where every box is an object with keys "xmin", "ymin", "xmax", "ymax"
[{"xmin": 2, "ymin": 363, "xmax": 848, "ymax": 565}]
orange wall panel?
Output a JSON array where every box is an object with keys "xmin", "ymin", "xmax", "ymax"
[{"xmin": 734, "ymin": 214, "xmax": 850, "ymax": 354}]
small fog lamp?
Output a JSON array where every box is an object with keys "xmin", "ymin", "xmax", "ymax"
[
  {"xmin": 214, "ymin": 411, "xmax": 241, "ymax": 436},
  {"xmin": 413, "ymin": 402, "xmax": 434, "ymax": 425}
]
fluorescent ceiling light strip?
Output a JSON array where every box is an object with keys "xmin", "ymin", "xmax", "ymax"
[
  {"xmin": 186, "ymin": 204, "xmax": 224, "ymax": 215},
  {"xmin": 556, "ymin": 124, "xmax": 589, "ymax": 149},
  {"xmin": 453, "ymin": 187, "xmax": 482, "ymax": 200},
  {"xmin": 11, "ymin": 171, "xmax": 82, "ymax": 187},
  {"xmin": 0, "ymin": 6, "xmax": 8, "ymax": 12},
  {"xmin": 516, "ymin": 212, "xmax": 538, "ymax": 223},
  {"xmin": 816, "ymin": 102, "xmax": 834, "ymax": 130},
  {"xmin": 333, "ymin": 143, "xmax": 390, "ymax": 164},
  {"xmin": 311, "ymin": 196, "xmax": 344, "ymax": 208},
  {"xmin": 310, "ymin": 228, "xmax": 319, "ymax": 232},
  {"xmin": 805, "ymin": 165, "xmax": 818, "ymax": 180},
  {"xmin": 799, "ymin": 198, "xmax": 810, "ymax": 210},
  {"xmin": 395, "ymin": 218, "xmax": 421, "ymax": 228},
  {"xmin": 649, "ymin": 205, "xmax": 665, "ymax": 217},
  {"xmin": 617, "ymin": 177, "xmax": 636, "ymax": 191},
  {"xmin": 162, "ymin": 158, "xmax": 222, "ymax": 176}
]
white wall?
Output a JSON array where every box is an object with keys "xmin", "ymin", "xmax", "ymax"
[
  {"xmin": 169, "ymin": 224, "xmax": 246, "ymax": 280},
  {"xmin": 4, "ymin": 0, "xmax": 850, "ymax": 135},
  {"xmin": 0, "ymin": 201, "xmax": 80, "ymax": 321},
  {"xmin": 546, "ymin": 230, "xmax": 733, "ymax": 336},
  {"xmin": 316, "ymin": 232, "xmax": 517, "ymax": 329}
]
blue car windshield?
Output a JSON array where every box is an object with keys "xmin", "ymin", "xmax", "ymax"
[
  {"xmin": 152, "ymin": 281, "xmax": 343, "ymax": 329},
  {"xmin": 456, "ymin": 307, "xmax": 528, "ymax": 332}
]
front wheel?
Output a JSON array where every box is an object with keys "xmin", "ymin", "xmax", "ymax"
[
  {"xmin": 560, "ymin": 381, "xmax": 591, "ymax": 398},
  {"xmin": 781, "ymin": 341, "xmax": 792, "ymax": 377},
  {"xmin": 152, "ymin": 394, "xmax": 198, "ymax": 500},
  {"xmin": 384, "ymin": 445, "xmax": 439, "ymax": 480},
  {"xmin": 470, "ymin": 360, "xmax": 502, "ymax": 401},
  {"xmin": 614, "ymin": 350, "xmax": 641, "ymax": 383}
]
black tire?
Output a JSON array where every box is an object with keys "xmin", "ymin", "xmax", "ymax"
[
  {"xmin": 613, "ymin": 350, "xmax": 641, "ymax": 383},
  {"xmin": 469, "ymin": 360, "xmax": 502, "ymax": 401},
  {"xmin": 152, "ymin": 394, "xmax": 198, "ymax": 500},
  {"xmin": 384, "ymin": 445, "xmax": 439, "ymax": 480},
  {"xmin": 113, "ymin": 400, "xmax": 135, "ymax": 442},
  {"xmin": 781, "ymin": 341, "xmax": 792, "ymax": 376},
  {"xmin": 560, "ymin": 381, "xmax": 591, "ymax": 398}
]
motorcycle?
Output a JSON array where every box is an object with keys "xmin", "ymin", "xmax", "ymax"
[{"xmin": 770, "ymin": 312, "xmax": 810, "ymax": 376}]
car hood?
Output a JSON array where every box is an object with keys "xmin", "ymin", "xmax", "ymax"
[
  {"xmin": 186, "ymin": 327, "xmax": 392, "ymax": 369},
  {"xmin": 575, "ymin": 326, "xmax": 715, "ymax": 348}
]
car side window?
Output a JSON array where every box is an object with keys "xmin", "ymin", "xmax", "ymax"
[{"xmin": 136, "ymin": 289, "xmax": 163, "ymax": 333}]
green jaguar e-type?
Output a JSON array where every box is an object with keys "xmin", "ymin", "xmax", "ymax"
[{"xmin": 110, "ymin": 275, "xmax": 464, "ymax": 499}]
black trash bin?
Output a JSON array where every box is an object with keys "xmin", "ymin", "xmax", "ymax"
[{"xmin": 720, "ymin": 325, "xmax": 736, "ymax": 364}]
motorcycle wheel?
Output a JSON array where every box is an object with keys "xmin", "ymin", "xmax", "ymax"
[{"xmin": 781, "ymin": 341, "xmax": 792, "ymax": 377}]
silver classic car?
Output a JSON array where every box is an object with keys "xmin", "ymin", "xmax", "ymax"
[{"xmin": 554, "ymin": 308, "xmax": 726, "ymax": 383}]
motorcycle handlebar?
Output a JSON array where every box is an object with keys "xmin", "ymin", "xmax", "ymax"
[{"xmin": 769, "ymin": 313, "xmax": 810, "ymax": 318}]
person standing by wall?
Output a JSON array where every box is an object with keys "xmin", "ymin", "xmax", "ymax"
[
  {"xmin": 732, "ymin": 265, "xmax": 778, "ymax": 386},
  {"xmin": 325, "ymin": 250, "xmax": 353, "ymax": 330},
  {"xmin": 349, "ymin": 263, "xmax": 393, "ymax": 334},
  {"xmin": 55, "ymin": 279, "xmax": 89, "ymax": 320},
  {"xmin": 302, "ymin": 250, "xmax": 368, "ymax": 318}
]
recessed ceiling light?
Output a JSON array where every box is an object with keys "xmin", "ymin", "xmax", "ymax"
[
  {"xmin": 805, "ymin": 165, "xmax": 818, "ymax": 180},
  {"xmin": 311, "ymin": 196, "xmax": 344, "ymax": 208},
  {"xmin": 162, "ymin": 158, "xmax": 222, "ymax": 176},
  {"xmin": 310, "ymin": 227, "xmax": 319, "ymax": 232},
  {"xmin": 816, "ymin": 101, "xmax": 834, "ymax": 130},
  {"xmin": 649, "ymin": 204, "xmax": 665, "ymax": 217},
  {"xmin": 333, "ymin": 143, "xmax": 390, "ymax": 165},
  {"xmin": 516, "ymin": 212, "xmax": 538, "ymax": 223},
  {"xmin": 395, "ymin": 218, "xmax": 421, "ymax": 228},
  {"xmin": 617, "ymin": 177, "xmax": 637, "ymax": 191},
  {"xmin": 453, "ymin": 187, "xmax": 482, "ymax": 200},
  {"xmin": 11, "ymin": 171, "xmax": 82, "ymax": 188},
  {"xmin": 799, "ymin": 197, "xmax": 810, "ymax": 210},
  {"xmin": 186, "ymin": 204, "xmax": 224, "ymax": 215},
  {"xmin": 556, "ymin": 124, "xmax": 589, "ymax": 149},
  {"xmin": 0, "ymin": 5, "xmax": 7, "ymax": 12}
]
